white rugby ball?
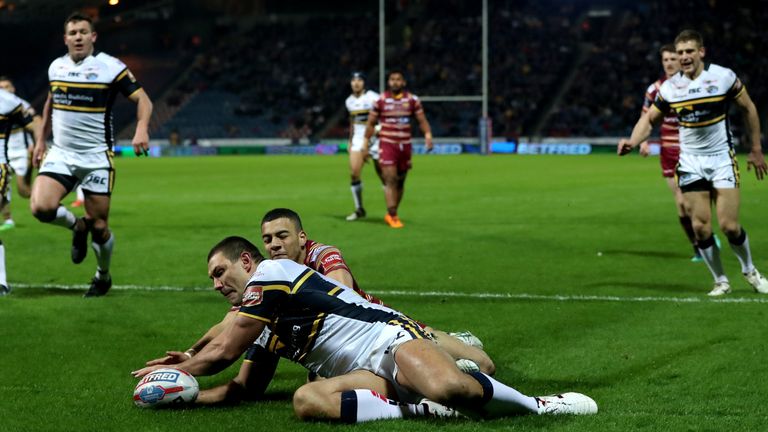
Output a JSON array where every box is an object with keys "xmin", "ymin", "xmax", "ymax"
[{"xmin": 133, "ymin": 368, "xmax": 199, "ymax": 408}]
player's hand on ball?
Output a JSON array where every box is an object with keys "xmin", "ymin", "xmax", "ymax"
[
  {"xmin": 145, "ymin": 351, "xmax": 188, "ymax": 366},
  {"xmin": 617, "ymin": 139, "xmax": 634, "ymax": 156},
  {"xmin": 132, "ymin": 364, "xmax": 167, "ymax": 378}
]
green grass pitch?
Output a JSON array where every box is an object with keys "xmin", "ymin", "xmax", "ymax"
[{"xmin": 1, "ymin": 153, "xmax": 767, "ymax": 431}]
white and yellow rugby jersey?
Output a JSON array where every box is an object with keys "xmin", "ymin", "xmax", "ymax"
[
  {"xmin": 238, "ymin": 259, "xmax": 426, "ymax": 378},
  {"xmin": 7, "ymin": 97, "xmax": 34, "ymax": 153},
  {"xmin": 48, "ymin": 51, "xmax": 142, "ymax": 153},
  {"xmin": 0, "ymin": 89, "xmax": 34, "ymax": 164},
  {"xmin": 654, "ymin": 63, "xmax": 743, "ymax": 155},
  {"xmin": 345, "ymin": 90, "xmax": 379, "ymax": 141}
]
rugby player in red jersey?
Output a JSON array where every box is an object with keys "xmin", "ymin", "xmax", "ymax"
[
  {"xmin": 635, "ymin": 44, "xmax": 702, "ymax": 262},
  {"xmin": 363, "ymin": 70, "xmax": 433, "ymax": 228}
]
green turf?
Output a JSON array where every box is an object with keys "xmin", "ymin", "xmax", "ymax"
[{"xmin": 1, "ymin": 153, "xmax": 767, "ymax": 431}]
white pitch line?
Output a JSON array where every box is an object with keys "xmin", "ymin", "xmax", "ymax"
[{"xmin": 10, "ymin": 283, "xmax": 768, "ymax": 304}]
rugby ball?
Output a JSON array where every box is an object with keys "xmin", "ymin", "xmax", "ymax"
[{"xmin": 133, "ymin": 368, "xmax": 199, "ymax": 408}]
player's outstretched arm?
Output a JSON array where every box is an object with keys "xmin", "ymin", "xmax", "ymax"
[
  {"xmin": 128, "ymin": 88, "xmax": 153, "ymax": 156},
  {"xmin": 32, "ymin": 93, "xmax": 53, "ymax": 168},
  {"xmin": 144, "ymin": 311, "xmax": 237, "ymax": 366},
  {"xmin": 133, "ymin": 314, "xmax": 265, "ymax": 378},
  {"xmin": 734, "ymin": 88, "xmax": 768, "ymax": 180},
  {"xmin": 618, "ymin": 108, "xmax": 662, "ymax": 156}
]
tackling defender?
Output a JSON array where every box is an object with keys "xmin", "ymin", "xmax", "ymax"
[
  {"xmin": 344, "ymin": 72, "xmax": 383, "ymax": 221},
  {"xmin": 363, "ymin": 70, "xmax": 433, "ymax": 228},
  {"xmin": 619, "ymin": 30, "xmax": 768, "ymax": 296},
  {"xmin": 30, "ymin": 12, "xmax": 153, "ymax": 297},
  {"xmin": 135, "ymin": 236, "xmax": 598, "ymax": 422},
  {"xmin": 0, "ymin": 87, "xmax": 39, "ymax": 295},
  {"xmin": 0, "ymin": 76, "xmax": 40, "ymax": 231}
]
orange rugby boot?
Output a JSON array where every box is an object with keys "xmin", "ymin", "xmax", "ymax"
[{"xmin": 384, "ymin": 213, "xmax": 404, "ymax": 228}]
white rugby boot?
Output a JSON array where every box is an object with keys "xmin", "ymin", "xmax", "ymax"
[
  {"xmin": 449, "ymin": 331, "xmax": 484, "ymax": 349},
  {"xmin": 707, "ymin": 281, "xmax": 732, "ymax": 297},
  {"xmin": 455, "ymin": 359, "xmax": 480, "ymax": 373},
  {"xmin": 420, "ymin": 399, "xmax": 464, "ymax": 419},
  {"xmin": 536, "ymin": 392, "xmax": 598, "ymax": 415},
  {"xmin": 744, "ymin": 269, "xmax": 768, "ymax": 294}
]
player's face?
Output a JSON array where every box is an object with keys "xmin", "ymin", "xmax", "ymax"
[
  {"xmin": 261, "ymin": 218, "xmax": 307, "ymax": 262},
  {"xmin": 388, "ymin": 73, "xmax": 405, "ymax": 93},
  {"xmin": 676, "ymin": 40, "xmax": 704, "ymax": 78},
  {"xmin": 0, "ymin": 80, "xmax": 15, "ymax": 93},
  {"xmin": 661, "ymin": 51, "xmax": 680, "ymax": 78},
  {"xmin": 350, "ymin": 77, "xmax": 365, "ymax": 94},
  {"xmin": 64, "ymin": 20, "xmax": 97, "ymax": 62},
  {"xmin": 208, "ymin": 252, "xmax": 249, "ymax": 306}
]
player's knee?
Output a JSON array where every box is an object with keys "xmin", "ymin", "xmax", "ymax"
[
  {"xmin": 477, "ymin": 356, "xmax": 496, "ymax": 376},
  {"xmin": 423, "ymin": 372, "xmax": 475, "ymax": 403},
  {"xmin": 292, "ymin": 384, "xmax": 330, "ymax": 421},
  {"xmin": 30, "ymin": 203, "xmax": 57, "ymax": 222},
  {"xmin": 90, "ymin": 220, "xmax": 110, "ymax": 242},
  {"xmin": 719, "ymin": 221, "xmax": 741, "ymax": 239}
]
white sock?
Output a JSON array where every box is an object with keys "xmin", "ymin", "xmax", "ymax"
[
  {"xmin": 351, "ymin": 181, "xmax": 363, "ymax": 211},
  {"xmin": 51, "ymin": 206, "xmax": 77, "ymax": 229},
  {"xmin": 340, "ymin": 389, "xmax": 426, "ymax": 423},
  {"xmin": 92, "ymin": 232, "xmax": 114, "ymax": 279},
  {"xmin": 729, "ymin": 230, "xmax": 755, "ymax": 274},
  {"xmin": 468, "ymin": 372, "xmax": 538, "ymax": 418},
  {"xmin": 0, "ymin": 243, "xmax": 6, "ymax": 287},
  {"xmin": 698, "ymin": 237, "xmax": 728, "ymax": 283}
]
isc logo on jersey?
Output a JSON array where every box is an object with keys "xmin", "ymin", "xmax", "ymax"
[
  {"xmin": 133, "ymin": 368, "xmax": 199, "ymax": 408},
  {"xmin": 242, "ymin": 286, "xmax": 263, "ymax": 306}
]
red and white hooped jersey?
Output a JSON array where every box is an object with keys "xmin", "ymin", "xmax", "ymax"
[{"xmin": 373, "ymin": 91, "xmax": 423, "ymax": 146}]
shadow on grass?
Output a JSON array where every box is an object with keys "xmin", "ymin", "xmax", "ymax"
[
  {"xmin": 502, "ymin": 335, "xmax": 730, "ymax": 392},
  {"xmin": 12, "ymin": 287, "xmax": 87, "ymax": 298},
  {"xmin": 601, "ymin": 249, "xmax": 689, "ymax": 259},
  {"xmin": 582, "ymin": 280, "xmax": 703, "ymax": 294}
]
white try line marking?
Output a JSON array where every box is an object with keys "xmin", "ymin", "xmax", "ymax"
[{"xmin": 11, "ymin": 283, "xmax": 768, "ymax": 304}]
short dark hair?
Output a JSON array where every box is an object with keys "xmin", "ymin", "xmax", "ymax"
[
  {"xmin": 388, "ymin": 69, "xmax": 406, "ymax": 81},
  {"xmin": 64, "ymin": 12, "xmax": 95, "ymax": 33},
  {"xmin": 207, "ymin": 236, "xmax": 263, "ymax": 263},
  {"xmin": 674, "ymin": 29, "xmax": 704, "ymax": 49},
  {"xmin": 659, "ymin": 44, "xmax": 676, "ymax": 56},
  {"xmin": 261, "ymin": 208, "xmax": 303, "ymax": 230}
]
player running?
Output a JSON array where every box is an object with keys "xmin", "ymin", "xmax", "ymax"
[
  {"xmin": 619, "ymin": 30, "xmax": 768, "ymax": 296},
  {"xmin": 344, "ymin": 72, "xmax": 383, "ymax": 221},
  {"xmin": 0, "ymin": 87, "xmax": 39, "ymax": 295},
  {"xmin": 363, "ymin": 70, "xmax": 433, "ymax": 228},
  {"xmin": 30, "ymin": 12, "xmax": 153, "ymax": 297},
  {"xmin": 0, "ymin": 76, "xmax": 39, "ymax": 231}
]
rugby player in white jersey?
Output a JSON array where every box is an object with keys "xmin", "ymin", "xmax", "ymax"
[
  {"xmin": 134, "ymin": 236, "xmax": 597, "ymax": 421},
  {"xmin": 619, "ymin": 29, "xmax": 768, "ymax": 296},
  {"xmin": 0, "ymin": 76, "xmax": 40, "ymax": 231},
  {"xmin": 344, "ymin": 72, "xmax": 382, "ymax": 221},
  {"xmin": 0, "ymin": 88, "xmax": 39, "ymax": 295},
  {"xmin": 30, "ymin": 12, "xmax": 153, "ymax": 297}
]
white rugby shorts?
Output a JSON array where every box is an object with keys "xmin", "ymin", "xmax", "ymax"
[
  {"xmin": 7, "ymin": 146, "xmax": 30, "ymax": 177},
  {"xmin": 677, "ymin": 150, "xmax": 739, "ymax": 191},
  {"xmin": 39, "ymin": 146, "xmax": 115, "ymax": 194},
  {"xmin": 350, "ymin": 135, "xmax": 380, "ymax": 160}
]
